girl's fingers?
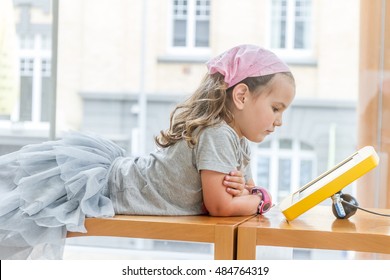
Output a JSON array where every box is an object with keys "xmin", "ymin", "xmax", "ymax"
[
  {"xmin": 223, "ymin": 179, "xmax": 245, "ymax": 191},
  {"xmin": 226, "ymin": 187, "xmax": 242, "ymax": 196},
  {"xmin": 224, "ymin": 170, "xmax": 247, "ymax": 196}
]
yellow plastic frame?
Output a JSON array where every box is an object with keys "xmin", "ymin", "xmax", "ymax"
[{"xmin": 279, "ymin": 146, "xmax": 379, "ymax": 221}]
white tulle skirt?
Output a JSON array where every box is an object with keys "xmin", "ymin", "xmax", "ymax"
[{"xmin": 0, "ymin": 132, "xmax": 125, "ymax": 259}]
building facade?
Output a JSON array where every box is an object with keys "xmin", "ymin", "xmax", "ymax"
[
  {"xmin": 0, "ymin": 0, "xmax": 365, "ymax": 260},
  {"xmin": 1, "ymin": 0, "xmax": 359, "ymax": 202}
]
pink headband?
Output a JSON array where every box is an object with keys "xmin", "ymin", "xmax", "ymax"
[{"xmin": 206, "ymin": 44, "xmax": 290, "ymax": 88}]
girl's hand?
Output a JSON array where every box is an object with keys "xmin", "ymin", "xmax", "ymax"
[{"xmin": 223, "ymin": 170, "xmax": 250, "ymax": 196}]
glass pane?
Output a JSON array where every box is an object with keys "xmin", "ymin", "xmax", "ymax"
[
  {"xmin": 195, "ymin": 20, "xmax": 209, "ymax": 47},
  {"xmin": 19, "ymin": 76, "xmax": 33, "ymax": 121},
  {"xmin": 294, "ymin": 21, "xmax": 304, "ymax": 49},
  {"xmin": 278, "ymin": 158, "xmax": 291, "ymax": 202},
  {"xmin": 41, "ymin": 76, "xmax": 51, "ymax": 122},
  {"xmin": 300, "ymin": 159, "xmax": 313, "ymax": 186},
  {"xmin": 278, "ymin": 159, "xmax": 291, "ymax": 191},
  {"xmin": 257, "ymin": 157, "xmax": 270, "ymax": 187},
  {"xmin": 300, "ymin": 142, "xmax": 313, "ymax": 151},
  {"xmin": 174, "ymin": 0, "xmax": 188, "ymax": 16},
  {"xmin": 258, "ymin": 141, "xmax": 271, "ymax": 148},
  {"xmin": 173, "ymin": 19, "xmax": 187, "ymax": 46},
  {"xmin": 279, "ymin": 139, "xmax": 292, "ymax": 149},
  {"xmin": 195, "ymin": 0, "xmax": 210, "ymax": 17},
  {"xmin": 279, "ymin": 21, "xmax": 287, "ymax": 48}
]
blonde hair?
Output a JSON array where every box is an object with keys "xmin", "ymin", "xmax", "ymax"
[{"xmin": 155, "ymin": 72, "xmax": 294, "ymax": 148}]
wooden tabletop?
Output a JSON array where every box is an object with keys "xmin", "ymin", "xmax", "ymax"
[
  {"xmin": 237, "ymin": 205, "xmax": 390, "ymax": 259},
  {"xmin": 67, "ymin": 214, "xmax": 255, "ymax": 260}
]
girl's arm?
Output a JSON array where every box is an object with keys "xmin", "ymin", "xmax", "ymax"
[
  {"xmin": 223, "ymin": 170, "xmax": 256, "ymax": 196},
  {"xmin": 201, "ymin": 169, "xmax": 261, "ymax": 216}
]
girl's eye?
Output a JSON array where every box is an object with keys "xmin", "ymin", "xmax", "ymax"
[{"xmin": 272, "ymin": 107, "xmax": 279, "ymax": 112}]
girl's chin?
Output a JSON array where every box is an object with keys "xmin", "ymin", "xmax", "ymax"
[{"xmin": 250, "ymin": 135, "xmax": 267, "ymax": 143}]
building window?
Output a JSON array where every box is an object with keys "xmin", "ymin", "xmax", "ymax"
[
  {"xmin": 172, "ymin": 0, "xmax": 210, "ymax": 49},
  {"xmin": 18, "ymin": 34, "xmax": 51, "ymax": 122},
  {"xmin": 252, "ymin": 138, "xmax": 316, "ymax": 203},
  {"xmin": 270, "ymin": 0, "xmax": 312, "ymax": 53}
]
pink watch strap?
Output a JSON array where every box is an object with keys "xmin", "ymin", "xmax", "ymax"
[{"xmin": 251, "ymin": 187, "xmax": 272, "ymax": 214}]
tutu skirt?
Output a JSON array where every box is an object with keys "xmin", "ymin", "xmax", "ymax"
[{"xmin": 0, "ymin": 132, "xmax": 125, "ymax": 259}]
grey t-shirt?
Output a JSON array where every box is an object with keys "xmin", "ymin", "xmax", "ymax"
[{"xmin": 108, "ymin": 122, "xmax": 252, "ymax": 215}]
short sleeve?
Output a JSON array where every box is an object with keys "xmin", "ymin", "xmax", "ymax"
[
  {"xmin": 194, "ymin": 124, "xmax": 250, "ymax": 176},
  {"xmin": 241, "ymin": 138, "xmax": 253, "ymax": 182}
]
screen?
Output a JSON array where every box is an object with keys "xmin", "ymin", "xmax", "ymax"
[{"xmin": 292, "ymin": 153, "xmax": 357, "ymax": 203}]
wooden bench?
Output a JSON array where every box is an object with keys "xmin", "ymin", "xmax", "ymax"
[
  {"xmin": 237, "ymin": 205, "xmax": 390, "ymax": 259},
  {"xmin": 67, "ymin": 214, "xmax": 255, "ymax": 260}
]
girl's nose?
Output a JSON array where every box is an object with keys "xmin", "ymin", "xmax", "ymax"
[{"xmin": 274, "ymin": 118, "xmax": 282, "ymax": 127}]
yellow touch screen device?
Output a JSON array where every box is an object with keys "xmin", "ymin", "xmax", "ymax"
[{"xmin": 279, "ymin": 146, "xmax": 379, "ymax": 221}]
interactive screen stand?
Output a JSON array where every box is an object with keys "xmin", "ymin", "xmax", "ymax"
[{"xmin": 279, "ymin": 146, "xmax": 379, "ymax": 221}]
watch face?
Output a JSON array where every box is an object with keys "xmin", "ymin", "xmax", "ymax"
[
  {"xmin": 262, "ymin": 202, "xmax": 271, "ymax": 213},
  {"xmin": 252, "ymin": 187, "xmax": 272, "ymax": 214},
  {"xmin": 260, "ymin": 189, "xmax": 272, "ymax": 213}
]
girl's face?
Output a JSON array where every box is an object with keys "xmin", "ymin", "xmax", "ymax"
[{"xmin": 231, "ymin": 74, "xmax": 295, "ymax": 143}]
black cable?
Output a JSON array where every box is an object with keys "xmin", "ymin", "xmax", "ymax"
[{"xmin": 341, "ymin": 199, "xmax": 390, "ymax": 217}]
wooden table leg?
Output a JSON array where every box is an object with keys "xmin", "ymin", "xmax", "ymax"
[
  {"xmin": 214, "ymin": 224, "xmax": 235, "ymax": 260},
  {"xmin": 237, "ymin": 226, "xmax": 257, "ymax": 260}
]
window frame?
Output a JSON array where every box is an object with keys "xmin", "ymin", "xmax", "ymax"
[
  {"xmin": 167, "ymin": 0, "xmax": 211, "ymax": 56},
  {"xmin": 268, "ymin": 0, "xmax": 314, "ymax": 61}
]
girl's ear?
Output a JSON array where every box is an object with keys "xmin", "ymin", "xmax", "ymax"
[{"xmin": 231, "ymin": 83, "xmax": 248, "ymax": 110}]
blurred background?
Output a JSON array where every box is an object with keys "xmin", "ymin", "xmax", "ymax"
[{"xmin": 0, "ymin": 0, "xmax": 389, "ymax": 259}]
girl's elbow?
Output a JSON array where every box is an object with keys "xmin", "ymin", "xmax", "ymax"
[{"xmin": 206, "ymin": 205, "xmax": 233, "ymax": 217}]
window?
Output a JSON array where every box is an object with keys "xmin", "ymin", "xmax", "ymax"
[
  {"xmin": 18, "ymin": 34, "xmax": 52, "ymax": 122},
  {"xmin": 171, "ymin": 0, "xmax": 210, "ymax": 50},
  {"xmin": 252, "ymin": 138, "xmax": 316, "ymax": 203},
  {"xmin": 270, "ymin": 0, "xmax": 312, "ymax": 55},
  {"xmin": 1, "ymin": 3, "xmax": 53, "ymax": 126}
]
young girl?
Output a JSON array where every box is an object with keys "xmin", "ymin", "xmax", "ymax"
[{"xmin": 0, "ymin": 44, "xmax": 295, "ymax": 259}]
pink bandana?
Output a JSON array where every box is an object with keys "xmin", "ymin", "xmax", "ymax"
[{"xmin": 206, "ymin": 44, "xmax": 290, "ymax": 88}]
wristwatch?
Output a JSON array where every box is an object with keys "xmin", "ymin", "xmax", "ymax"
[{"xmin": 251, "ymin": 187, "xmax": 272, "ymax": 214}]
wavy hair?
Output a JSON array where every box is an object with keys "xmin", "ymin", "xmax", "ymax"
[{"xmin": 155, "ymin": 72, "xmax": 294, "ymax": 148}]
